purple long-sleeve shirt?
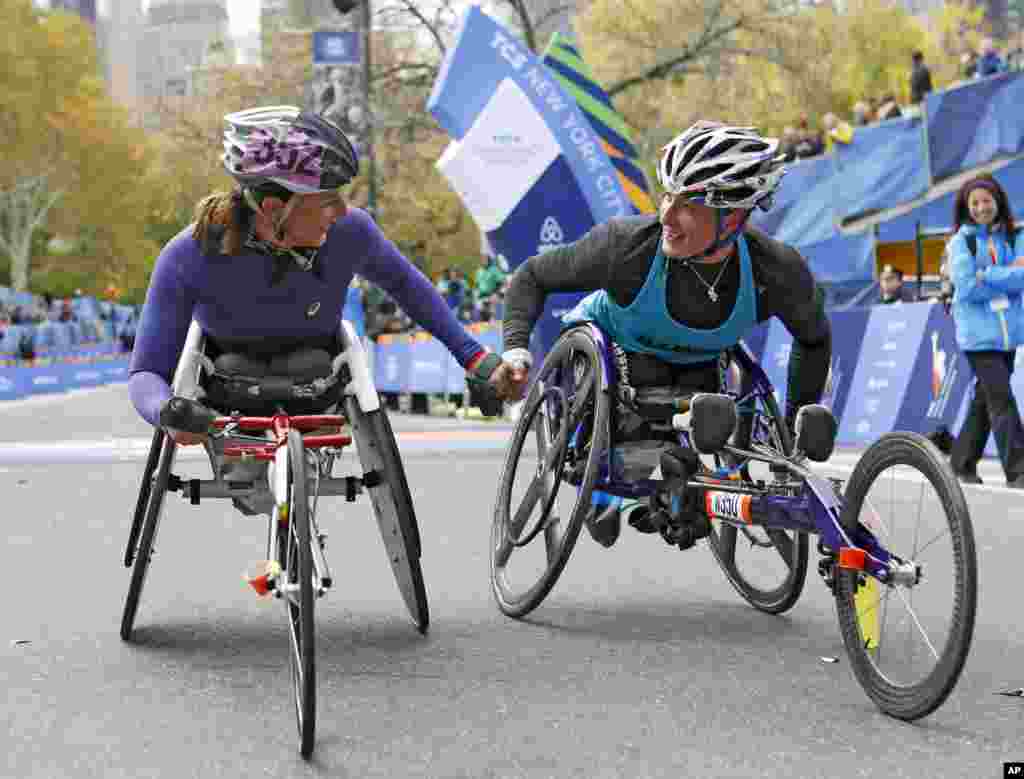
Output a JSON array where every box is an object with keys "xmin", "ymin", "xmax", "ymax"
[{"xmin": 129, "ymin": 207, "xmax": 484, "ymax": 426}]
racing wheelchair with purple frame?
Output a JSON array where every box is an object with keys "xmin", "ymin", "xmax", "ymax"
[{"xmin": 490, "ymin": 323, "xmax": 977, "ymax": 721}]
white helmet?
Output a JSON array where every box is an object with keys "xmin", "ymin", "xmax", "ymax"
[
  {"xmin": 221, "ymin": 105, "xmax": 358, "ymax": 194},
  {"xmin": 657, "ymin": 122, "xmax": 786, "ymax": 210}
]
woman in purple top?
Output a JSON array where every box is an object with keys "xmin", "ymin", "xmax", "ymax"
[{"xmin": 130, "ymin": 106, "xmax": 528, "ymax": 444}]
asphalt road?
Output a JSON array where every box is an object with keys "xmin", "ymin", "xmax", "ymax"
[{"xmin": 2, "ymin": 385, "xmax": 1023, "ymax": 778}]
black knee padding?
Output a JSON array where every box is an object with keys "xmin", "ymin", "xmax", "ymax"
[
  {"xmin": 267, "ymin": 348, "xmax": 333, "ymax": 381},
  {"xmin": 690, "ymin": 393, "xmax": 737, "ymax": 454},
  {"xmin": 794, "ymin": 404, "xmax": 837, "ymax": 462},
  {"xmin": 214, "ymin": 353, "xmax": 268, "ymax": 377}
]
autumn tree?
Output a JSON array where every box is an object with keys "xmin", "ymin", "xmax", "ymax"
[{"xmin": 0, "ymin": 0, "xmax": 161, "ymax": 295}]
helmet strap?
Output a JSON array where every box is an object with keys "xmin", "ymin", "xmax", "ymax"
[
  {"xmin": 240, "ymin": 187, "xmax": 299, "ymax": 244},
  {"xmin": 272, "ymin": 196, "xmax": 300, "ymax": 243},
  {"xmin": 690, "ymin": 208, "xmax": 751, "ymax": 260}
]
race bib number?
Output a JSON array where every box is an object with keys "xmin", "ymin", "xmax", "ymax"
[
  {"xmin": 990, "ymin": 296, "xmax": 1010, "ymax": 312},
  {"xmin": 704, "ymin": 491, "xmax": 753, "ymax": 524}
]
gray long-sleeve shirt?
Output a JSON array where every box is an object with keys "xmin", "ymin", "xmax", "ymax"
[{"xmin": 502, "ymin": 215, "xmax": 832, "ymax": 421}]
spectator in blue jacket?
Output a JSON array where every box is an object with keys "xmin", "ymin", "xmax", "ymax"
[
  {"xmin": 947, "ymin": 175, "xmax": 1024, "ymax": 486},
  {"xmin": 977, "ymin": 38, "xmax": 1007, "ymax": 77}
]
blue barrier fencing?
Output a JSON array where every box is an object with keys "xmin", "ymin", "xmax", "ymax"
[
  {"xmin": 743, "ymin": 72, "xmax": 1024, "ymax": 290},
  {"xmin": 874, "ymin": 156, "xmax": 1024, "ymax": 244},
  {"xmin": 925, "ymin": 72, "xmax": 1024, "ymax": 182},
  {"xmin": 833, "ymin": 116, "xmax": 931, "ymax": 223},
  {"xmin": 376, "ymin": 304, "xmax": 989, "ymax": 447},
  {"xmin": 373, "ymin": 325, "xmax": 501, "ymax": 397},
  {"xmin": 0, "ymin": 354, "xmax": 130, "ymax": 401}
]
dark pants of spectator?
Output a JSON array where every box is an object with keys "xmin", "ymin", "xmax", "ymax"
[{"xmin": 951, "ymin": 350, "xmax": 1024, "ymax": 482}]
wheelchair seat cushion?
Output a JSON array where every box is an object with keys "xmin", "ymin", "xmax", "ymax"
[
  {"xmin": 213, "ymin": 348, "xmax": 332, "ymax": 382},
  {"xmin": 203, "ymin": 347, "xmax": 341, "ymax": 416}
]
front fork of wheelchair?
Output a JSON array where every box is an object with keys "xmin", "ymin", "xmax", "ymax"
[{"xmin": 261, "ymin": 445, "xmax": 336, "ymax": 601}]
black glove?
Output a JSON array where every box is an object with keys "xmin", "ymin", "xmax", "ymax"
[
  {"xmin": 465, "ymin": 352, "xmax": 504, "ymax": 417},
  {"xmin": 159, "ymin": 396, "xmax": 218, "ymax": 434}
]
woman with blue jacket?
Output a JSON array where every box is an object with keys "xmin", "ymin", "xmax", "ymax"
[{"xmin": 948, "ymin": 175, "xmax": 1024, "ymax": 487}]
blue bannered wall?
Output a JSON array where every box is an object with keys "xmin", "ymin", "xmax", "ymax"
[
  {"xmin": 1, "ymin": 305, "xmax": 1010, "ymax": 456},
  {"xmin": 372, "ymin": 305, "xmax": 1003, "ymax": 450}
]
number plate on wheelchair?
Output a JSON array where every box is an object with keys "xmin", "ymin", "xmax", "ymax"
[{"xmin": 705, "ymin": 491, "xmax": 753, "ymax": 524}]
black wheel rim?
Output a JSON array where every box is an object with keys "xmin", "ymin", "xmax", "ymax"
[
  {"xmin": 706, "ymin": 353, "xmax": 808, "ymax": 613},
  {"xmin": 491, "ymin": 329, "xmax": 607, "ymax": 616}
]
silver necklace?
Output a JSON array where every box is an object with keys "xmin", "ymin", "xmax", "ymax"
[{"xmin": 685, "ymin": 254, "xmax": 732, "ymax": 302}]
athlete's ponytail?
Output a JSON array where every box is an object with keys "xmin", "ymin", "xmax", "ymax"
[{"xmin": 192, "ymin": 190, "xmax": 248, "ymax": 255}]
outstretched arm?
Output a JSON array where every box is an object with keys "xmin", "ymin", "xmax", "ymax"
[
  {"xmin": 502, "ymin": 221, "xmax": 618, "ymax": 351},
  {"xmin": 350, "ymin": 211, "xmax": 484, "ymax": 368}
]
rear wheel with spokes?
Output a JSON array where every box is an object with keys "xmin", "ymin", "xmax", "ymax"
[
  {"xmin": 835, "ymin": 432, "xmax": 976, "ymax": 721},
  {"xmin": 706, "ymin": 349, "xmax": 809, "ymax": 614},
  {"xmin": 282, "ymin": 429, "xmax": 316, "ymax": 758},
  {"xmin": 490, "ymin": 326, "xmax": 610, "ymax": 618}
]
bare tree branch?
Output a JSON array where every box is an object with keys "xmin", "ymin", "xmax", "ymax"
[
  {"xmin": 533, "ymin": 4, "xmax": 575, "ymax": 34},
  {"xmin": 606, "ymin": 12, "xmax": 748, "ymax": 96},
  {"xmin": 391, "ymin": 0, "xmax": 447, "ymax": 56}
]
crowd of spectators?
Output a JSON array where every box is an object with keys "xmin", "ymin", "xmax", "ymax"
[
  {"xmin": 359, "ymin": 253, "xmax": 510, "ymax": 341},
  {"xmin": 0, "ymin": 287, "xmax": 139, "ymax": 360},
  {"xmin": 780, "ymin": 41, "xmax": 1022, "ymax": 164}
]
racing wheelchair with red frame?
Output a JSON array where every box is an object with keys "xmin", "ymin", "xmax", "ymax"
[{"xmin": 121, "ymin": 320, "xmax": 425, "ymax": 759}]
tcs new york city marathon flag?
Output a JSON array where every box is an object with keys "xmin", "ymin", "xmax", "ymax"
[
  {"xmin": 427, "ymin": 5, "xmax": 650, "ymax": 352},
  {"xmin": 540, "ymin": 32, "xmax": 654, "ymax": 217}
]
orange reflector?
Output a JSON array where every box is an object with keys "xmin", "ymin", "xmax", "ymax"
[
  {"xmin": 838, "ymin": 547, "xmax": 867, "ymax": 570},
  {"xmin": 704, "ymin": 491, "xmax": 753, "ymax": 523}
]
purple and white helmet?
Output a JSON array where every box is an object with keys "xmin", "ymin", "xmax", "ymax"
[
  {"xmin": 222, "ymin": 105, "xmax": 359, "ymax": 193},
  {"xmin": 657, "ymin": 121, "xmax": 785, "ymax": 210}
]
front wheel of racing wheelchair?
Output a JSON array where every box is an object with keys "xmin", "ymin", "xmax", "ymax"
[
  {"xmin": 704, "ymin": 347, "xmax": 809, "ymax": 614},
  {"xmin": 490, "ymin": 325, "xmax": 611, "ymax": 618}
]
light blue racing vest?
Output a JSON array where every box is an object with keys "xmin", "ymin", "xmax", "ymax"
[{"xmin": 562, "ymin": 236, "xmax": 758, "ymax": 365}]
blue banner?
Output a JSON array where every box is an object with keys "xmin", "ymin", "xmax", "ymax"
[
  {"xmin": 837, "ymin": 303, "xmax": 933, "ymax": 445},
  {"xmin": 373, "ymin": 338, "xmax": 409, "ymax": 393},
  {"xmin": 896, "ymin": 306, "xmax": 973, "ymax": 435},
  {"xmin": 750, "ymin": 154, "xmax": 836, "ymax": 246},
  {"xmin": 445, "ymin": 349, "xmax": 466, "ymax": 394},
  {"xmin": 312, "ymin": 31, "xmax": 360, "ymax": 65},
  {"xmin": 801, "ymin": 230, "xmax": 877, "ymax": 284},
  {"xmin": 428, "ymin": 7, "xmax": 634, "ymax": 353},
  {"xmin": 833, "ymin": 117, "xmax": 930, "ymax": 223},
  {"xmin": 425, "ymin": 7, "xmax": 626, "ymax": 229},
  {"xmin": 821, "ymin": 308, "xmax": 871, "ymax": 423},
  {"xmin": 0, "ymin": 356, "xmax": 129, "ymax": 401},
  {"xmin": 925, "ymin": 73, "xmax": 1024, "ymax": 181},
  {"xmin": 407, "ymin": 337, "xmax": 449, "ymax": 394},
  {"xmin": 873, "ymin": 191, "xmax": 957, "ymax": 243}
]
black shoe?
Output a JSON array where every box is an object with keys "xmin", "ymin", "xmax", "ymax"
[
  {"xmin": 1006, "ymin": 475, "xmax": 1024, "ymax": 488},
  {"xmin": 928, "ymin": 427, "xmax": 954, "ymax": 455},
  {"xmin": 625, "ymin": 503, "xmax": 658, "ymax": 534},
  {"xmin": 584, "ymin": 502, "xmax": 621, "ymax": 547},
  {"xmin": 955, "ymin": 470, "xmax": 983, "ymax": 485}
]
